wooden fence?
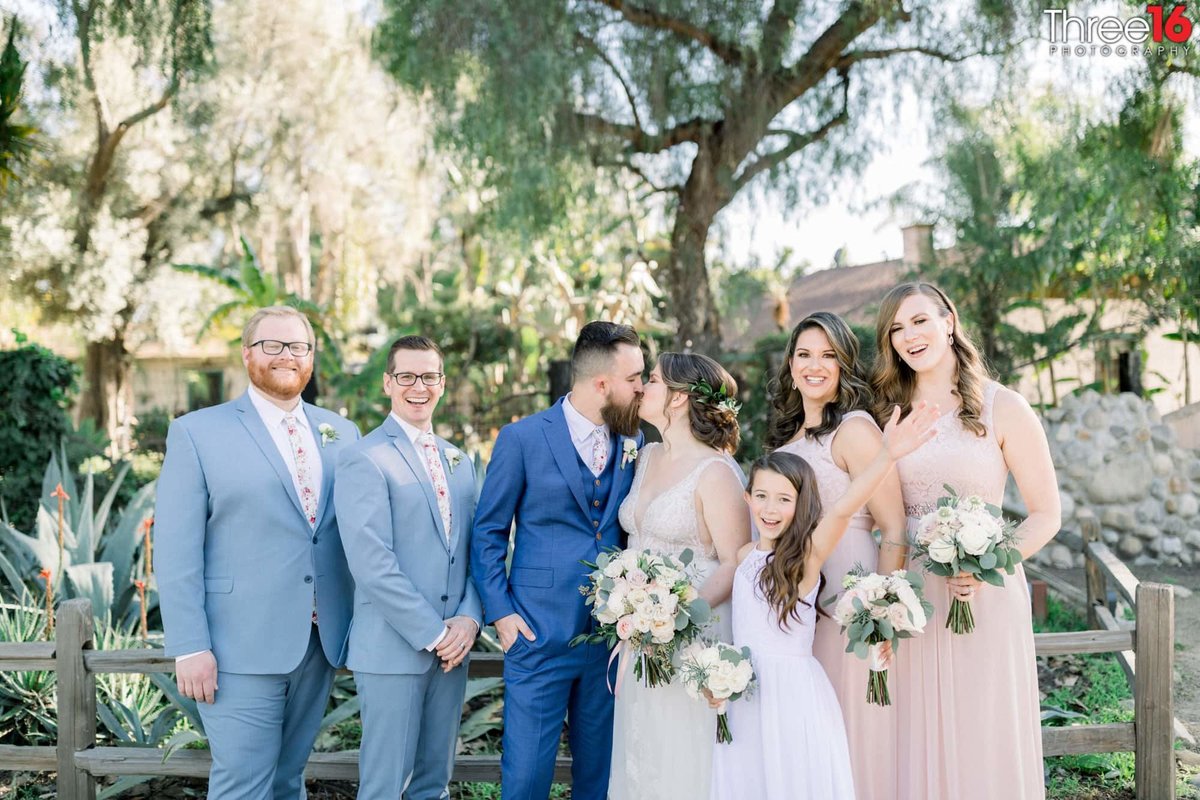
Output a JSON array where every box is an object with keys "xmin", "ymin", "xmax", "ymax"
[{"xmin": 0, "ymin": 515, "xmax": 1178, "ymax": 799}]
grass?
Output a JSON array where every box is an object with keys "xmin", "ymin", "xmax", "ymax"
[{"xmin": 1036, "ymin": 595, "xmax": 1198, "ymax": 800}]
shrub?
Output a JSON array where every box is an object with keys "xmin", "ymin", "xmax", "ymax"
[{"xmin": 0, "ymin": 334, "xmax": 78, "ymax": 531}]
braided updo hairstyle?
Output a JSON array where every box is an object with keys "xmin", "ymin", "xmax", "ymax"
[{"xmin": 656, "ymin": 352, "xmax": 741, "ymax": 454}]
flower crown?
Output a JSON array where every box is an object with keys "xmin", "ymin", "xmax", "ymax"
[{"xmin": 686, "ymin": 379, "xmax": 741, "ymax": 418}]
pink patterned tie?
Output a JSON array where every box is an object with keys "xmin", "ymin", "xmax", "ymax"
[
  {"xmin": 283, "ymin": 414, "xmax": 318, "ymax": 528},
  {"xmin": 591, "ymin": 427, "xmax": 608, "ymax": 475},
  {"xmin": 420, "ymin": 432, "xmax": 452, "ymax": 541}
]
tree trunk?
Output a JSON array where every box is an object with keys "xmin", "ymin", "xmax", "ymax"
[
  {"xmin": 666, "ymin": 150, "xmax": 727, "ymax": 354},
  {"xmin": 78, "ymin": 333, "xmax": 133, "ymax": 456}
]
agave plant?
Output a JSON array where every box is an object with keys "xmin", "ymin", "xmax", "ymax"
[
  {"xmin": 0, "ymin": 595, "xmax": 56, "ymax": 745},
  {"xmin": 0, "ymin": 447, "xmax": 157, "ymax": 626}
]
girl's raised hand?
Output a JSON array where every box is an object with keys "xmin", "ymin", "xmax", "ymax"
[{"xmin": 881, "ymin": 401, "xmax": 940, "ymax": 461}]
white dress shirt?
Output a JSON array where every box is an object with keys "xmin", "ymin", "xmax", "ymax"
[
  {"xmin": 562, "ymin": 393, "xmax": 610, "ymax": 476},
  {"xmin": 177, "ymin": 387, "xmax": 321, "ymax": 664},
  {"xmin": 247, "ymin": 386, "xmax": 323, "ymax": 511}
]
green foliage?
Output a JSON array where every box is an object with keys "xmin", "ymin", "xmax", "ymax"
[
  {"xmin": 0, "ymin": 595, "xmax": 56, "ymax": 745},
  {"xmin": 0, "ymin": 334, "xmax": 79, "ymax": 532},
  {"xmin": 0, "ymin": 18, "xmax": 39, "ymax": 195}
]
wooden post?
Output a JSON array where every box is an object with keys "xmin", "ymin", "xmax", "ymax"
[
  {"xmin": 1029, "ymin": 579, "xmax": 1048, "ymax": 623},
  {"xmin": 55, "ymin": 599, "xmax": 96, "ymax": 800},
  {"xmin": 1079, "ymin": 509, "xmax": 1105, "ymax": 629},
  {"xmin": 1134, "ymin": 583, "xmax": 1174, "ymax": 800}
]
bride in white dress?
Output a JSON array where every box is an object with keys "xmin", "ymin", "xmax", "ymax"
[{"xmin": 609, "ymin": 352, "xmax": 751, "ymax": 800}]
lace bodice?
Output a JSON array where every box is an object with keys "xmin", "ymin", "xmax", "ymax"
[
  {"xmin": 733, "ymin": 547, "xmax": 819, "ymax": 657},
  {"xmin": 776, "ymin": 410, "xmax": 877, "ymax": 533},
  {"xmin": 618, "ymin": 443, "xmax": 744, "ymax": 562},
  {"xmin": 896, "ymin": 381, "xmax": 1008, "ymax": 518}
]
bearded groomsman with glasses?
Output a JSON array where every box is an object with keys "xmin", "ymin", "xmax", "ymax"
[
  {"xmin": 155, "ymin": 306, "xmax": 360, "ymax": 799},
  {"xmin": 335, "ymin": 335, "xmax": 482, "ymax": 800}
]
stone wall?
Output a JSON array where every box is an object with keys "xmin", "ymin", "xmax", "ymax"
[{"xmin": 1021, "ymin": 391, "xmax": 1200, "ymax": 569}]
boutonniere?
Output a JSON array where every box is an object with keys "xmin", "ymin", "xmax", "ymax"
[
  {"xmin": 318, "ymin": 423, "xmax": 338, "ymax": 447},
  {"xmin": 444, "ymin": 446, "xmax": 465, "ymax": 473},
  {"xmin": 620, "ymin": 438, "xmax": 638, "ymax": 469}
]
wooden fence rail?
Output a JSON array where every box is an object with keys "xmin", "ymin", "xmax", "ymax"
[{"xmin": 0, "ymin": 513, "xmax": 1177, "ymax": 799}]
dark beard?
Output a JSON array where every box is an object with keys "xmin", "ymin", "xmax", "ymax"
[{"xmin": 601, "ymin": 393, "xmax": 642, "ymax": 437}]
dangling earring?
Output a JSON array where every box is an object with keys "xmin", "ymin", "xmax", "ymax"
[{"xmin": 948, "ymin": 332, "xmax": 955, "ymax": 347}]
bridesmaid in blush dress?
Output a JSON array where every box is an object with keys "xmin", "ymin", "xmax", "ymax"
[
  {"xmin": 871, "ymin": 282, "xmax": 1062, "ymax": 800},
  {"xmin": 768, "ymin": 312, "xmax": 907, "ymax": 800}
]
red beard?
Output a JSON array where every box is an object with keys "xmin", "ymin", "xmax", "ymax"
[{"xmin": 247, "ymin": 358, "xmax": 313, "ymax": 401}]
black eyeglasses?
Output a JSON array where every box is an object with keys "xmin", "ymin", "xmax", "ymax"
[
  {"xmin": 250, "ymin": 340, "xmax": 313, "ymax": 357},
  {"xmin": 388, "ymin": 372, "xmax": 444, "ymax": 386}
]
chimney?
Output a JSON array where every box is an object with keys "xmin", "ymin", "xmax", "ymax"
[{"xmin": 901, "ymin": 224, "xmax": 935, "ymax": 268}]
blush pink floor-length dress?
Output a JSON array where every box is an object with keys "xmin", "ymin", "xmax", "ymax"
[
  {"xmin": 777, "ymin": 409, "xmax": 898, "ymax": 800},
  {"xmin": 892, "ymin": 381, "xmax": 1044, "ymax": 800}
]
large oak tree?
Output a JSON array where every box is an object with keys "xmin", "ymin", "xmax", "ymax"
[{"xmin": 374, "ymin": 0, "xmax": 1041, "ymax": 350}]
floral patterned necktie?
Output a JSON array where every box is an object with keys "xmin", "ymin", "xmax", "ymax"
[
  {"xmin": 421, "ymin": 432, "xmax": 452, "ymax": 541},
  {"xmin": 283, "ymin": 414, "xmax": 318, "ymax": 528},
  {"xmin": 591, "ymin": 427, "xmax": 608, "ymax": 475}
]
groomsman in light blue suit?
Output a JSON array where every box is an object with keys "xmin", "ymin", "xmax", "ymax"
[
  {"xmin": 336, "ymin": 335, "xmax": 482, "ymax": 800},
  {"xmin": 472, "ymin": 321, "xmax": 645, "ymax": 800},
  {"xmin": 155, "ymin": 306, "xmax": 360, "ymax": 800}
]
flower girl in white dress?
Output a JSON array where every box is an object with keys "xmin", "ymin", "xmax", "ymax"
[{"xmin": 710, "ymin": 403, "xmax": 938, "ymax": 800}]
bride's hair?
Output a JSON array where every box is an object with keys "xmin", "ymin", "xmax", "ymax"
[
  {"xmin": 747, "ymin": 452, "xmax": 826, "ymax": 628},
  {"xmin": 871, "ymin": 282, "xmax": 989, "ymax": 437},
  {"xmin": 657, "ymin": 352, "xmax": 740, "ymax": 454}
]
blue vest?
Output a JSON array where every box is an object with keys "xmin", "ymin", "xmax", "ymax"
[{"xmin": 577, "ymin": 437, "xmax": 616, "ymax": 533}]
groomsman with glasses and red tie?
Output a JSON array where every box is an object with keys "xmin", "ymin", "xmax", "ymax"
[
  {"xmin": 335, "ymin": 335, "xmax": 483, "ymax": 800},
  {"xmin": 155, "ymin": 306, "xmax": 360, "ymax": 800}
]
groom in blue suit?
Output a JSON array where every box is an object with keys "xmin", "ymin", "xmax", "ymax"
[
  {"xmin": 155, "ymin": 306, "xmax": 360, "ymax": 799},
  {"xmin": 472, "ymin": 321, "xmax": 645, "ymax": 800},
  {"xmin": 336, "ymin": 335, "xmax": 482, "ymax": 800}
]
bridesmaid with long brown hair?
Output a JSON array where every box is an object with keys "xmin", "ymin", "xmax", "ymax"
[
  {"xmin": 766, "ymin": 311, "xmax": 907, "ymax": 800},
  {"xmin": 872, "ymin": 282, "xmax": 1060, "ymax": 800}
]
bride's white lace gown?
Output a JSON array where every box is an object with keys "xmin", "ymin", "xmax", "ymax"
[{"xmin": 608, "ymin": 443, "xmax": 743, "ymax": 800}]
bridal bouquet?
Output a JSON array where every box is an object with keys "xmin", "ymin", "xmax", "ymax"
[
  {"xmin": 678, "ymin": 640, "xmax": 756, "ymax": 743},
  {"xmin": 830, "ymin": 566, "xmax": 933, "ymax": 706},
  {"xmin": 572, "ymin": 547, "xmax": 711, "ymax": 687},
  {"xmin": 910, "ymin": 486, "xmax": 1022, "ymax": 634}
]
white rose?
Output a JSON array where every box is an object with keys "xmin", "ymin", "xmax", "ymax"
[
  {"xmin": 649, "ymin": 617, "xmax": 674, "ymax": 643},
  {"xmin": 627, "ymin": 568, "xmax": 649, "ymax": 588},
  {"xmin": 927, "ymin": 537, "xmax": 957, "ymax": 564},
  {"xmin": 707, "ymin": 671, "xmax": 734, "ymax": 699},
  {"xmin": 886, "ymin": 601, "xmax": 914, "ymax": 633},
  {"xmin": 889, "ymin": 581, "xmax": 927, "ymax": 630},
  {"xmin": 833, "ymin": 590, "xmax": 862, "ymax": 626},
  {"xmin": 857, "ymin": 574, "xmax": 887, "ymax": 601},
  {"xmin": 869, "ymin": 602, "xmax": 890, "ymax": 620},
  {"xmin": 615, "ymin": 616, "xmax": 635, "ymax": 640},
  {"xmin": 606, "ymin": 593, "xmax": 629, "ymax": 617},
  {"xmin": 627, "ymin": 588, "xmax": 649, "ymax": 607},
  {"xmin": 731, "ymin": 660, "xmax": 754, "ymax": 690},
  {"xmin": 603, "ymin": 560, "xmax": 624, "ymax": 578},
  {"xmin": 596, "ymin": 606, "xmax": 619, "ymax": 625},
  {"xmin": 957, "ymin": 523, "xmax": 991, "ymax": 556},
  {"xmin": 620, "ymin": 549, "xmax": 641, "ymax": 569},
  {"xmin": 631, "ymin": 612, "xmax": 652, "ymax": 633},
  {"xmin": 915, "ymin": 517, "xmax": 939, "ymax": 546},
  {"xmin": 656, "ymin": 566, "xmax": 680, "ymax": 585}
]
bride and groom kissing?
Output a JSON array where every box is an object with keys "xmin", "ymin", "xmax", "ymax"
[{"xmin": 471, "ymin": 320, "xmax": 749, "ymax": 800}]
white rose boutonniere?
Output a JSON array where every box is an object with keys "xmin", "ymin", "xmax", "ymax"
[
  {"xmin": 444, "ymin": 446, "xmax": 465, "ymax": 473},
  {"xmin": 318, "ymin": 423, "xmax": 338, "ymax": 446},
  {"xmin": 621, "ymin": 438, "xmax": 638, "ymax": 469}
]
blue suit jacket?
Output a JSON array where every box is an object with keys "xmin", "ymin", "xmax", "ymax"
[
  {"xmin": 335, "ymin": 416, "xmax": 482, "ymax": 674},
  {"xmin": 470, "ymin": 399, "xmax": 642, "ymax": 655},
  {"xmin": 154, "ymin": 392, "xmax": 360, "ymax": 673}
]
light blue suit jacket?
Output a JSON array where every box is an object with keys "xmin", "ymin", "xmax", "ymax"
[
  {"xmin": 336, "ymin": 415, "xmax": 482, "ymax": 674},
  {"xmin": 154, "ymin": 392, "xmax": 360, "ymax": 673}
]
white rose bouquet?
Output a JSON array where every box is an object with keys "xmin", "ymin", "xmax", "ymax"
[
  {"xmin": 572, "ymin": 547, "xmax": 711, "ymax": 687},
  {"xmin": 829, "ymin": 566, "xmax": 934, "ymax": 705},
  {"xmin": 678, "ymin": 640, "xmax": 756, "ymax": 743},
  {"xmin": 909, "ymin": 486, "xmax": 1022, "ymax": 634}
]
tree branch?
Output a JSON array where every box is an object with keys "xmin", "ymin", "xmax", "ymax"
[
  {"xmin": 116, "ymin": 76, "xmax": 179, "ymax": 131},
  {"xmin": 836, "ymin": 44, "xmax": 996, "ymax": 70},
  {"xmin": 595, "ymin": 157, "xmax": 683, "ymax": 196},
  {"xmin": 733, "ymin": 74, "xmax": 850, "ymax": 192},
  {"xmin": 760, "ymin": 0, "xmax": 801, "ymax": 71},
  {"xmin": 72, "ymin": 0, "xmax": 109, "ymax": 135},
  {"xmin": 774, "ymin": 0, "xmax": 883, "ymax": 101},
  {"xmin": 573, "ymin": 110, "xmax": 714, "ymax": 153},
  {"xmin": 590, "ymin": 0, "xmax": 747, "ymax": 66},
  {"xmin": 574, "ymin": 32, "xmax": 644, "ymax": 133}
]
